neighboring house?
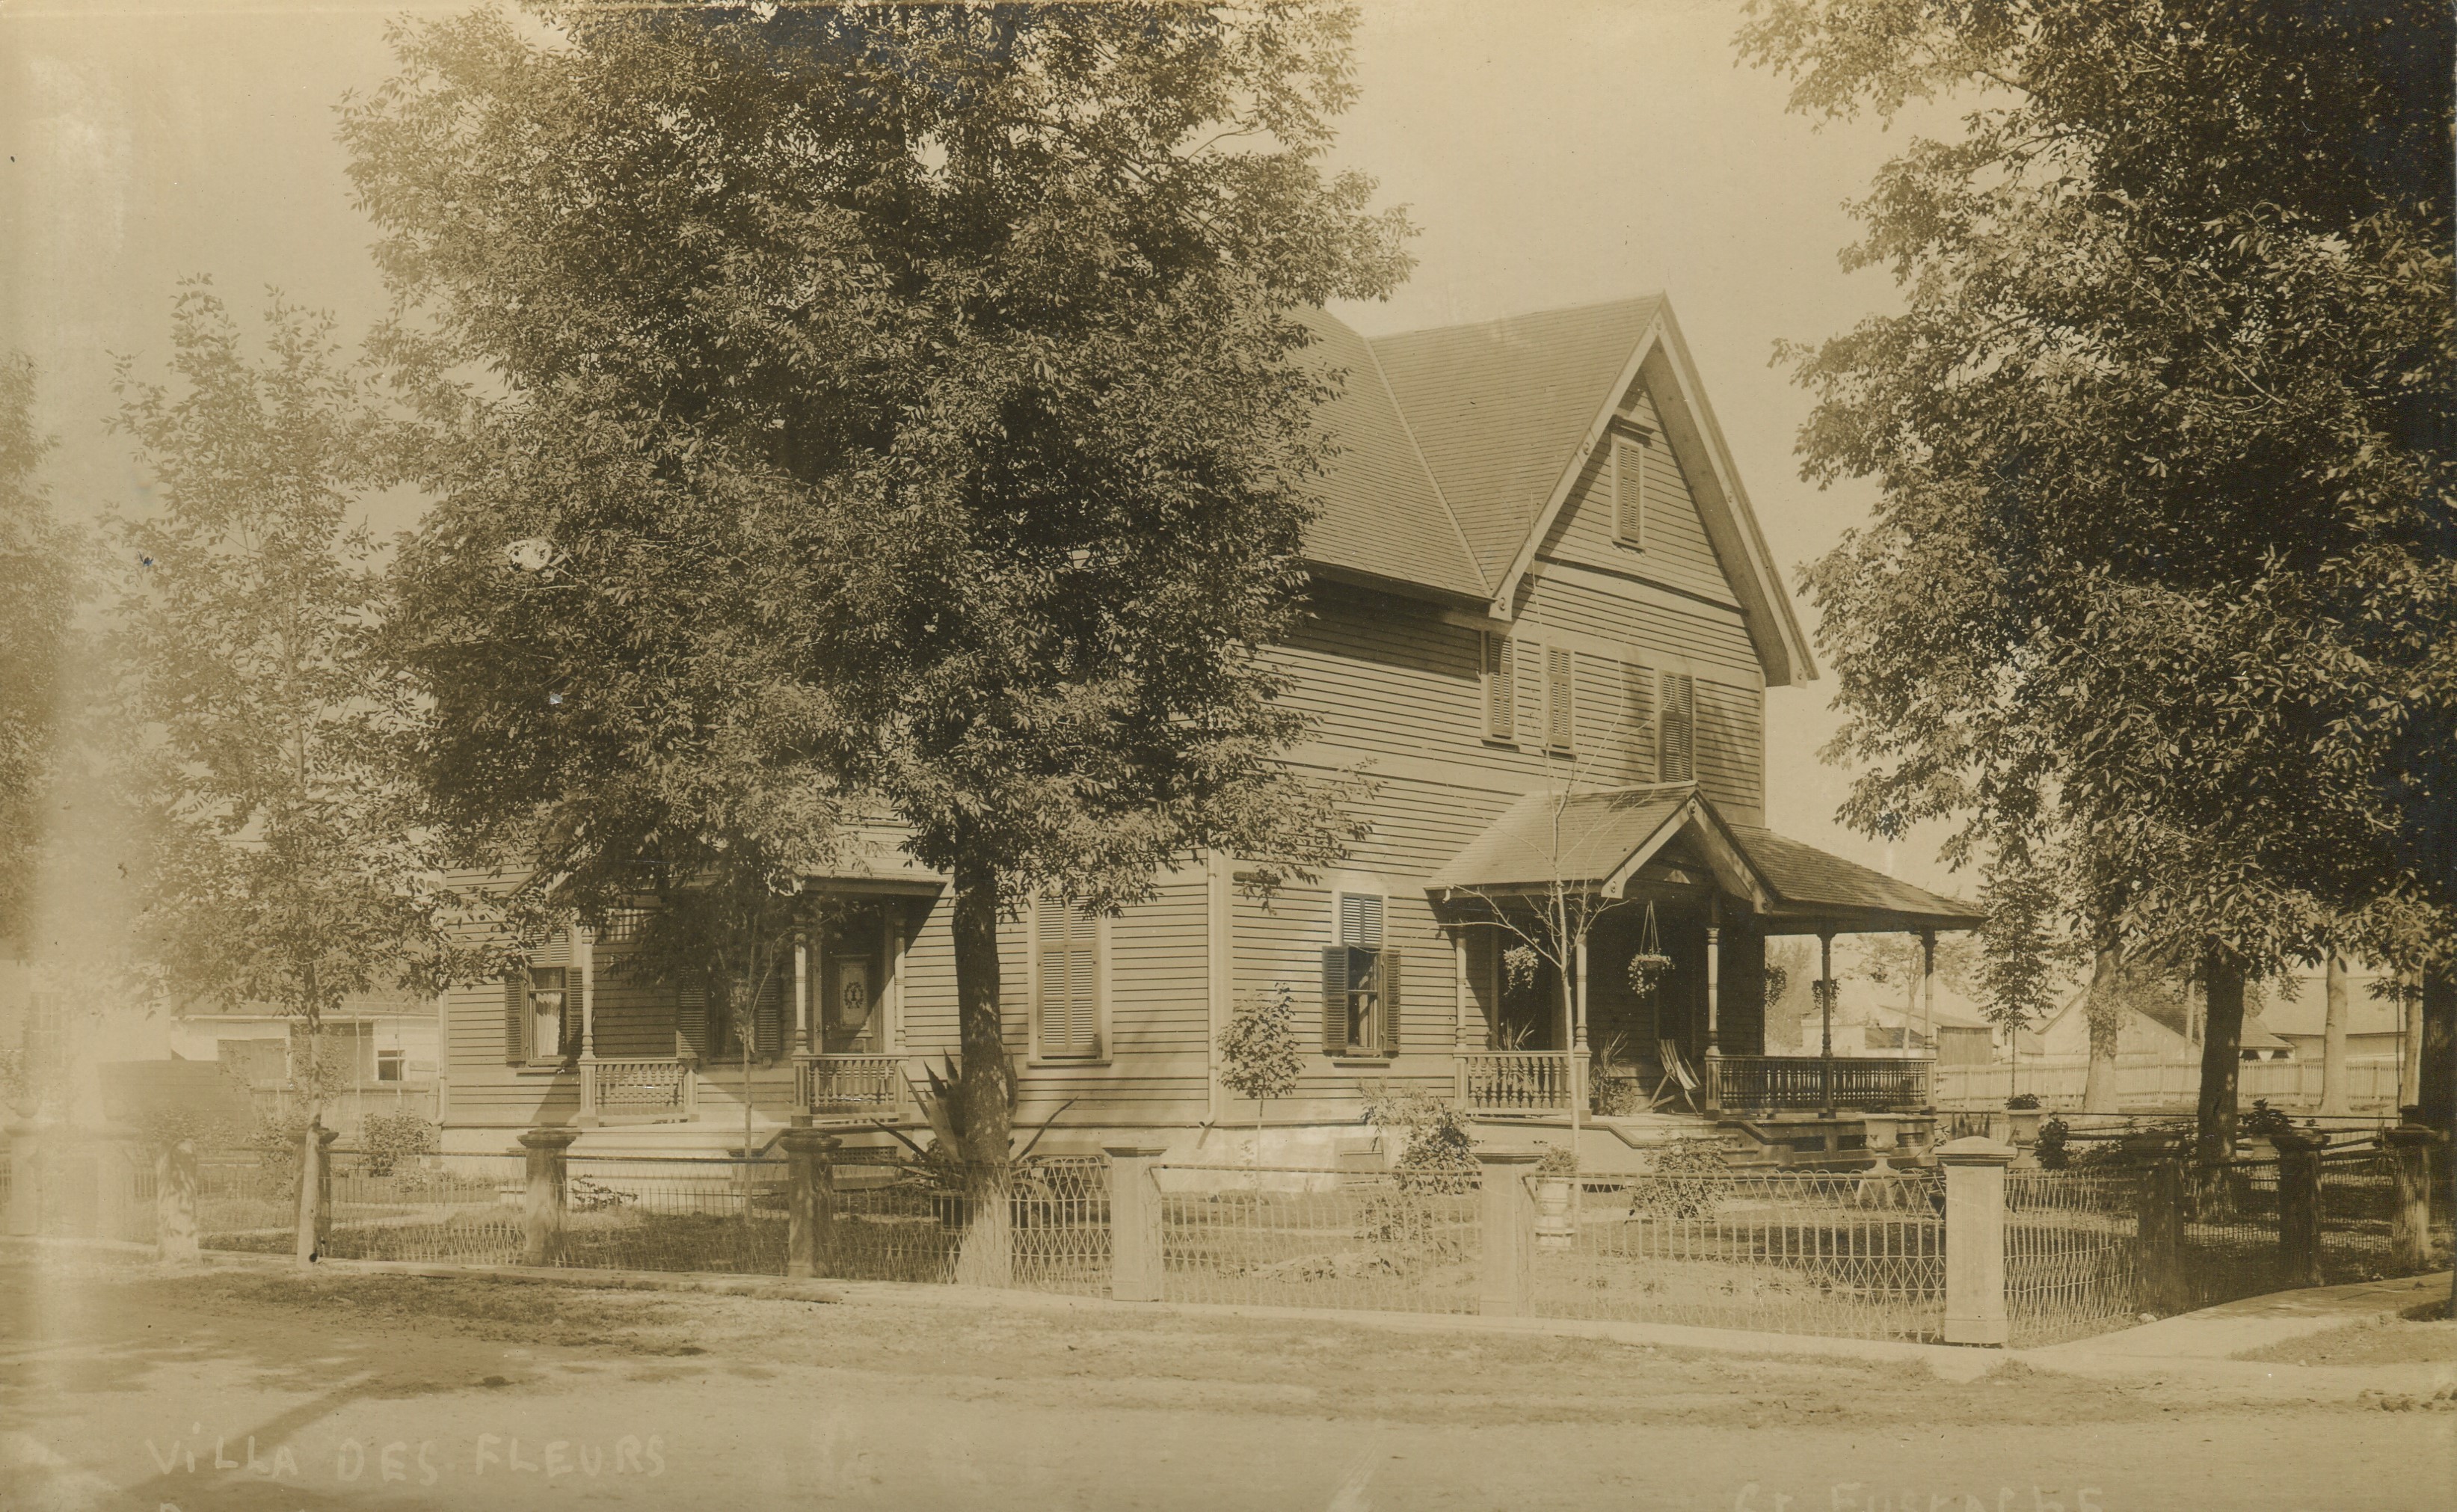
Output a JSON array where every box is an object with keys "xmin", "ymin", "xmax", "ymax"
[
  {"xmin": 2248, "ymin": 959, "xmax": 2406, "ymax": 1064},
  {"xmin": 439, "ymin": 295, "xmax": 1982, "ymax": 1158},
  {"xmin": 167, "ymin": 988, "xmax": 443, "ymax": 1137}
]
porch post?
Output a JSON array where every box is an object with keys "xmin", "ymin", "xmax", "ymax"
[
  {"xmin": 1920, "ymin": 929, "xmax": 1937, "ymax": 1064},
  {"xmin": 1819, "ymin": 929, "xmax": 1837, "ymax": 1118},
  {"xmin": 574, "ymin": 924, "xmax": 598, "ymax": 1127},
  {"xmin": 1705, "ymin": 921, "xmax": 1721, "ymax": 1054},
  {"xmin": 1573, "ymin": 935, "xmax": 1590, "ymax": 1124},
  {"xmin": 1454, "ymin": 926, "xmax": 1472, "ymax": 1054},
  {"xmin": 793, "ymin": 927, "xmax": 811, "ymax": 1054}
]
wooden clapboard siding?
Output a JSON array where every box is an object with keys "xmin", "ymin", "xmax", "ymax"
[
  {"xmin": 1534, "ymin": 383, "xmax": 1734, "ymax": 609},
  {"xmin": 1104, "ymin": 876, "xmax": 1209, "ymax": 1056},
  {"xmin": 1515, "ymin": 571, "xmax": 1762, "ymax": 683},
  {"xmin": 1694, "ymin": 678, "xmax": 1766, "ymax": 820}
]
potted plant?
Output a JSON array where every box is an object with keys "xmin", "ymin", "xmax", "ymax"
[
  {"xmin": 1626, "ymin": 901, "xmax": 1673, "ymax": 1003},
  {"xmin": 1533, "ymin": 1145, "xmax": 1578, "ymax": 1249},
  {"xmin": 2239, "ymin": 1098, "xmax": 2301, "ymax": 1162},
  {"xmin": 2003, "ymin": 1092, "xmax": 2043, "ymax": 1147}
]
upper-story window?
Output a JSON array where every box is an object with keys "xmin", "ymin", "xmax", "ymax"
[
  {"xmin": 1612, "ymin": 435, "xmax": 1648, "ymax": 549},
  {"xmin": 1322, "ymin": 891, "xmax": 1399, "ymax": 1059},
  {"xmin": 1657, "ymin": 670, "xmax": 1695, "ymax": 782},
  {"xmin": 1481, "ymin": 632, "xmax": 1515, "ymax": 743},
  {"xmin": 1543, "ymin": 646, "xmax": 1576, "ymax": 756}
]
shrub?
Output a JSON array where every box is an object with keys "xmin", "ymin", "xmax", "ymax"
[
  {"xmin": 2035, "ymin": 1116, "xmax": 2072, "ymax": 1170},
  {"xmin": 1626, "ymin": 1136, "xmax": 1729, "ymax": 1220},
  {"xmin": 2005, "ymin": 1092, "xmax": 2041, "ymax": 1110},
  {"xmin": 1534, "ymin": 1144, "xmax": 1578, "ymax": 1176},
  {"xmin": 360, "ymin": 1113, "xmax": 439, "ymax": 1176}
]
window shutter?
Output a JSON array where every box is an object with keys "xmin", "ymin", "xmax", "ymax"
[
  {"xmin": 555, "ymin": 983, "xmax": 571, "ymax": 1063},
  {"xmin": 1658, "ymin": 672, "xmax": 1695, "ymax": 782},
  {"xmin": 502, "ymin": 975, "xmax": 526, "ymax": 1065},
  {"xmin": 1545, "ymin": 647, "xmax": 1575, "ymax": 755},
  {"xmin": 1380, "ymin": 949, "xmax": 1403, "ymax": 1056},
  {"xmin": 1614, "ymin": 437, "xmax": 1645, "ymax": 546},
  {"xmin": 1320, "ymin": 947, "xmax": 1347, "ymax": 1056},
  {"xmin": 1483, "ymin": 633, "xmax": 1514, "ymax": 741},
  {"xmin": 1037, "ymin": 898, "xmax": 1100, "ymax": 1057},
  {"xmin": 755, "ymin": 970, "xmax": 786, "ymax": 1059},
  {"xmin": 1625, "ymin": 662, "xmax": 1656, "ymax": 777},
  {"xmin": 676, "ymin": 983, "xmax": 708, "ymax": 1060},
  {"xmin": 1338, "ymin": 893, "xmax": 1384, "ymax": 950}
]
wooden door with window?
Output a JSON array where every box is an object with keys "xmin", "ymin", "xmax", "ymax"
[{"xmin": 822, "ymin": 916, "xmax": 880, "ymax": 1054}]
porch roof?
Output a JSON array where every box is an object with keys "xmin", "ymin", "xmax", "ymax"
[{"xmin": 1426, "ymin": 784, "xmax": 1984, "ymax": 935}]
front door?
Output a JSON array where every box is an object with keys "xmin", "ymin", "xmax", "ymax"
[{"xmin": 824, "ymin": 955, "xmax": 876, "ymax": 1054}]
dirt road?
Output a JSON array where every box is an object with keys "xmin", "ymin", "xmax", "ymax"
[{"xmin": 1, "ymin": 1255, "xmax": 2450, "ymax": 1512}]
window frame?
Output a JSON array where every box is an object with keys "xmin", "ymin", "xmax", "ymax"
[
  {"xmin": 1029, "ymin": 894, "xmax": 1110, "ymax": 1065},
  {"xmin": 1331, "ymin": 891, "xmax": 1392, "ymax": 1060},
  {"xmin": 524, "ymin": 966, "xmax": 568, "ymax": 1069}
]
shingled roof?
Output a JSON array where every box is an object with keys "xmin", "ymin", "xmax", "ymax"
[
  {"xmin": 1297, "ymin": 296, "xmax": 1812, "ymax": 685},
  {"xmin": 1428, "ymin": 783, "xmax": 1984, "ymax": 934}
]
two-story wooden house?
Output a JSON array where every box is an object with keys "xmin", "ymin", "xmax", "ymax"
[{"xmin": 435, "ymin": 295, "xmax": 1981, "ymax": 1162}]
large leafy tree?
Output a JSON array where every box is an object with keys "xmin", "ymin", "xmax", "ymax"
[
  {"xmin": 0, "ymin": 354, "xmax": 81, "ymax": 953},
  {"xmin": 1740, "ymin": 0, "xmax": 2457, "ymax": 1150},
  {"xmin": 345, "ymin": 0, "xmax": 1408, "ymax": 1270},
  {"xmin": 111, "ymin": 286, "xmax": 480, "ymax": 1126}
]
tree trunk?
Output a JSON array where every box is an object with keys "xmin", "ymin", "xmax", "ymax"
[
  {"xmin": 2082, "ymin": 945, "xmax": 2121, "ymax": 1115},
  {"xmin": 950, "ymin": 858, "xmax": 1013, "ymax": 1287},
  {"xmin": 2420, "ymin": 967, "xmax": 2455, "ymax": 1134},
  {"xmin": 2195, "ymin": 944, "xmax": 2248, "ymax": 1168},
  {"xmin": 2319, "ymin": 952, "xmax": 2350, "ymax": 1117}
]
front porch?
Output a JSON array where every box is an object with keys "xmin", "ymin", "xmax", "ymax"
[{"xmin": 1455, "ymin": 1049, "xmax": 1933, "ymax": 1117}]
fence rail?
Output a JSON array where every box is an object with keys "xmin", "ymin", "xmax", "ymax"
[
  {"xmin": 1156, "ymin": 1164, "xmax": 1483, "ymax": 1315},
  {"xmin": 1937, "ymin": 1055, "xmax": 2405, "ymax": 1113},
  {"xmin": 1456, "ymin": 1052, "xmax": 1574, "ymax": 1113},
  {"xmin": 1534, "ymin": 1167, "xmax": 1947, "ymax": 1341}
]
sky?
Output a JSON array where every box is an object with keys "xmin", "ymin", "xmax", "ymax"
[{"xmin": 0, "ymin": 0, "xmax": 1968, "ymax": 900}]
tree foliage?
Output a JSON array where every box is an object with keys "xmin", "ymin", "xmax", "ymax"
[
  {"xmin": 111, "ymin": 287, "xmax": 480, "ymax": 1094},
  {"xmin": 1740, "ymin": 0, "xmax": 2456, "ymax": 1138},
  {"xmin": 343, "ymin": 1, "xmax": 1411, "ymax": 1214},
  {"xmin": 0, "ymin": 354, "xmax": 81, "ymax": 950}
]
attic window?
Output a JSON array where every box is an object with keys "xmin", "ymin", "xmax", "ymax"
[{"xmin": 1612, "ymin": 436, "xmax": 1647, "ymax": 549}]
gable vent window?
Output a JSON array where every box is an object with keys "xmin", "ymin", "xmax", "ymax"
[
  {"xmin": 1543, "ymin": 646, "xmax": 1576, "ymax": 756},
  {"xmin": 1321, "ymin": 893, "xmax": 1400, "ymax": 1059},
  {"xmin": 1613, "ymin": 436, "xmax": 1647, "ymax": 549},
  {"xmin": 1658, "ymin": 671, "xmax": 1696, "ymax": 783},
  {"xmin": 1481, "ymin": 632, "xmax": 1515, "ymax": 742}
]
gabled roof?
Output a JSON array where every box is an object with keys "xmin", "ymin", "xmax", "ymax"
[
  {"xmin": 1299, "ymin": 296, "xmax": 1816, "ymax": 685},
  {"xmin": 1427, "ymin": 783, "xmax": 1984, "ymax": 934}
]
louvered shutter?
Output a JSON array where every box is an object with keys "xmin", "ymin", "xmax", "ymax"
[
  {"xmin": 555, "ymin": 980, "xmax": 571, "ymax": 1063},
  {"xmin": 1037, "ymin": 897, "xmax": 1100, "ymax": 1057},
  {"xmin": 1380, "ymin": 949, "xmax": 1403, "ymax": 1056},
  {"xmin": 503, "ymin": 974, "xmax": 527, "ymax": 1065},
  {"xmin": 1321, "ymin": 947, "xmax": 1347, "ymax": 1055},
  {"xmin": 1338, "ymin": 892, "xmax": 1383, "ymax": 950},
  {"xmin": 1614, "ymin": 437, "xmax": 1645, "ymax": 546},
  {"xmin": 1658, "ymin": 672, "xmax": 1695, "ymax": 781},
  {"xmin": 677, "ymin": 982, "xmax": 708, "ymax": 1059},
  {"xmin": 755, "ymin": 969, "xmax": 786, "ymax": 1059},
  {"xmin": 1483, "ymin": 633, "xmax": 1514, "ymax": 741},
  {"xmin": 1544, "ymin": 647, "xmax": 1575, "ymax": 754}
]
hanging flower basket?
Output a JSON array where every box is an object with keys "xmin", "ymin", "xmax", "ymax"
[
  {"xmin": 1626, "ymin": 953, "xmax": 1674, "ymax": 998},
  {"xmin": 1626, "ymin": 901, "xmax": 1673, "ymax": 1000}
]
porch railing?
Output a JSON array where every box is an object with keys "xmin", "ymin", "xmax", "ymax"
[
  {"xmin": 1457, "ymin": 1051, "xmax": 1575, "ymax": 1114},
  {"xmin": 582, "ymin": 1057, "xmax": 696, "ymax": 1121},
  {"xmin": 1706, "ymin": 1054, "xmax": 1931, "ymax": 1113},
  {"xmin": 797, "ymin": 1053, "xmax": 908, "ymax": 1119}
]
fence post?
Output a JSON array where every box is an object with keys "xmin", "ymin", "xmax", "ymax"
[
  {"xmin": 2383, "ymin": 1123, "xmax": 2440, "ymax": 1273},
  {"xmin": 2274, "ymin": 1131, "xmax": 2325, "ymax": 1288},
  {"xmin": 1102, "ymin": 1144, "xmax": 1169, "ymax": 1303},
  {"xmin": 156, "ymin": 1140, "xmax": 200, "ymax": 1266},
  {"xmin": 517, "ymin": 1127, "xmax": 579, "ymax": 1267},
  {"xmin": 316, "ymin": 1127, "xmax": 339, "ymax": 1250},
  {"xmin": 2129, "ymin": 1138, "xmax": 2189, "ymax": 1316},
  {"xmin": 1939, "ymin": 1135, "xmax": 2015, "ymax": 1346},
  {"xmin": 1477, "ymin": 1149, "xmax": 1540, "ymax": 1317},
  {"xmin": 781, "ymin": 1118, "xmax": 838, "ymax": 1280}
]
